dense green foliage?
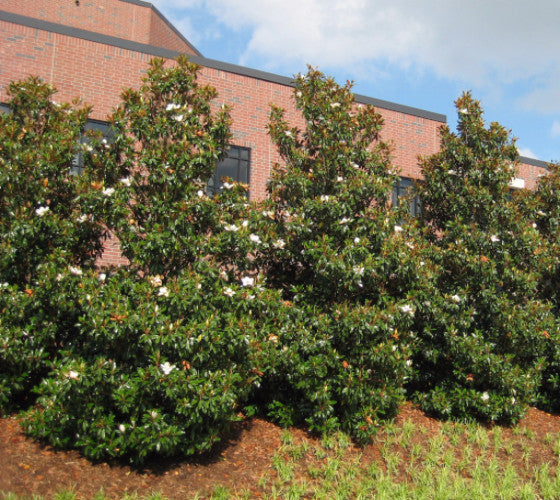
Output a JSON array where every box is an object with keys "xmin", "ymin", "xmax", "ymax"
[
  {"xmin": 2, "ymin": 63, "xmax": 560, "ymax": 463},
  {"xmin": 252, "ymin": 68, "xmax": 424, "ymax": 441},
  {"xmin": 0, "ymin": 79, "xmax": 108, "ymax": 411},
  {"xmin": 412, "ymin": 92, "xmax": 558, "ymax": 423}
]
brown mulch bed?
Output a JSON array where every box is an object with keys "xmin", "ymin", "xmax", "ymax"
[{"xmin": 1, "ymin": 403, "xmax": 560, "ymax": 499}]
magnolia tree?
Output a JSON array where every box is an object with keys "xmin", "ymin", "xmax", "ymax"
[
  {"xmin": 23, "ymin": 57, "xmax": 285, "ymax": 463},
  {"xmin": 249, "ymin": 67, "xmax": 426, "ymax": 441},
  {"xmin": 0, "ymin": 78, "xmax": 108, "ymax": 413},
  {"xmin": 412, "ymin": 92, "xmax": 557, "ymax": 423},
  {"xmin": 526, "ymin": 162, "xmax": 560, "ymax": 410}
]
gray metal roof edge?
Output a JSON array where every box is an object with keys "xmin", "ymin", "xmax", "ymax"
[
  {"xmin": 353, "ymin": 92, "xmax": 446, "ymax": 123},
  {"xmin": 118, "ymin": 0, "xmax": 202, "ymax": 57},
  {"xmin": 520, "ymin": 155, "xmax": 549, "ymax": 169},
  {"xmin": 2, "ymin": 9, "xmax": 445, "ymax": 122},
  {"xmin": 188, "ymin": 54, "xmax": 296, "ymax": 86}
]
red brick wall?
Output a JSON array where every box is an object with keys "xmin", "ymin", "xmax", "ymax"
[
  {"xmin": 518, "ymin": 161, "xmax": 546, "ymax": 191},
  {"xmin": 147, "ymin": 8, "xmax": 195, "ymax": 53},
  {"xmin": 1, "ymin": 0, "xmax": 196, "ymax": 54}
]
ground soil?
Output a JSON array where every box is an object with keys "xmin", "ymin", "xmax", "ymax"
[{"xmin": 1, "ymin": 403, "xmax": 560, "ymax": 499}]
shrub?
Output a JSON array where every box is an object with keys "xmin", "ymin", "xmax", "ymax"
[
  {"xmin": 250, "ymin": 67, "xmax": 423, "ymax": 441},
  {"xmin": 23, "ymin": 267, "xmax": 286, "ymax": 463},
  {"xmin": 0, "ymin": 79, "xmax": 108, "ymax": 413},
  {"xmin": 525, "ymin": 162, "xmax": 560, "ymax": 411},
  {"xmin": 21, "ymin": 57, "xmax": 282, "ymax": 462},
  {"xmin": 412, "ymin": 92, "xmax": 557, "ymax": 423}
]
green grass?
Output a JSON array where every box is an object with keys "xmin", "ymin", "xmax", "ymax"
[{"xmin": 4, "ymin": 418, "xmax": 560, "ymax": 500}]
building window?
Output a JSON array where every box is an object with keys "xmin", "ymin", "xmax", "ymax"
[
  {"xmin": 207, "ymin": 145, "xmax": 251, "ymax": 194},
  {"xmin": 0, "ymin": 103, "xmax": 10, "ymax": 114},
  {"xmin": 71, "ymin": 120, "xmax": 113, "ymax": 175},
  {"xmin": 392, "ymin": 176, "xmax": 421, "ymax": 217}
]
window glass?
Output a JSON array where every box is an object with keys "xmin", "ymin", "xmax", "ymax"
[
  {"xmin": 207, "ymin": 145, "xmax": 251, "ymax": 194},
  {"xmin": 392, "ymin": 176, "xmax": 422, "ymax": 217},
  {"xmin": 71, "ymin": 120, "xmax": 113, "ymax": 175}
]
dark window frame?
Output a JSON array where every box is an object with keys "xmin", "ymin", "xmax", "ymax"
[
  {"xmin": 207, "ymin": 144, "xmax": 251, "ymax": 195},
  {"xmin": 392, "ymin": 176, "xmax": 422, "ymax": 217},
  {"xmin": 71, "ymin": 119, "xmax": 113, "ymax": 176}
]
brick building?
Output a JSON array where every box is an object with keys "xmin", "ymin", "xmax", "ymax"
[{"xmin": 0, "ymin": 0, "xmax": 548, "ymax": 200}]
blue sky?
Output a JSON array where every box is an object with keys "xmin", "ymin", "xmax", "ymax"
[{"xmin": 151, "ymin": 0, "xmax": 560, "ymax": 163}]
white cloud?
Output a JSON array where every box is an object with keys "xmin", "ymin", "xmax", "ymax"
[
  {"xmin": 517, "ymin": 146, "xmax": 538, "ymax": 160},
  {"xmin": 152, "ymin": 0, "xmax": 560, "ymax": 113}
]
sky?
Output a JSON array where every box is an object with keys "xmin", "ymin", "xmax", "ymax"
[{"xmin": 151, "ymin": 0, "xmax": 560, "ymax": 163}]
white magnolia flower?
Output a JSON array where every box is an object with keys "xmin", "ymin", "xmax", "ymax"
[
  {"xmin": 158, "ymin": 286, "xmax": 169, "ymax": 297},
  {"xmin": 160, "ymin": 362, "xmax": 175, "ymax": 375},
  {"xmin": 69, "ymin": 266, "xmax": 82, "ymax": 276},
  {"xmin": 149, "ymin": 275, "xmax": 163, "ymax": 287},
  {"xmin": 223, "ymin": 287, "xmax": 235, "ymax": 297},
  {"xmin": 330, "ymin": 102, "xmax": 341, "ymax": 108},
  {"xmin": 76, "ymin": 214, "xmax": 88, "ymax": 223},
  {"xmin": 197, "ymin": 190, "xmax": 204, "ymax": 197},
  {"xmin": 249, "ymin": 234, "xmax": 261, "ymax": 244},
  {"xmin": 296, "ymin": 91, "xmax": 302, "ymax": 98},
  {"xmin": 165, "ymin": 103, "xmax": 181, "ymax": 111},
  {"xmin": 173, "ymin": 114, "xmax": 184, "ymax": 122},
  {"xmin": 490, "ymin": 235, "xmax": 500, "ymax": 243},
  {"xmin": 273, "ymin": 238, "xmax": 286, "ymax": 249},
  {"xmin": 35, "ymin": 206, "xmax": 49, "ymax": 217},
  {"xmin": 118, "ymin": 424, "xmax": 126, "ymax": 433},
  {"xmin": 399, "ymin": 304, "xmax": 414, "ymax": 316},
  {"xmin": 352, "ymin": 163, "xmax": 360, "ymax": 169},
  {"xmin": 241, "ymin": 276, "xmax": 255, "ymax": 287},
  {"xmin": 481, "ymin": 392, "xmax": 490, "ymax": 402},
  {"xmin": 336, "ymin": 176, "xmax": 344, "ymax": 182},
  {"xmin": 67, "ymin": 370, "xmax": 80, "ymax": 380},
  {"xmin": 242, "ymin": 220, "xmax": 249, "ymax": 227},
  {"xmin": 223, "ymin": 181, "xmax": 234, "ymax": 190},
  {"xmin": 354, "ymin": 237, "xmax": 361, "ymax": 244},
  {"xmin": 56, "ymin": 273, "xmax": 64, "ymax": 282},
  {"xmin": 224, "ymin": 224, "xmax": 239, "ymax": 232},
  {"xmin": 459, "ymin": 108, "xmax": 468, "ymax": 114},
  {"xmin": 339, "ymin": 217, "xmax": 350, "ymax": 225},
  {"xmin": 98, "ymin": 273, "xmax": 106, "ymax": 282},
  {"xmin": 537, "ymin": 210, "xmax": 547, "ymax": 217},
  {"xmin": 448, "ymin": 169, "xmax": 457, "ymax": 175},
  {"xmin": 353, "ymin": 266, "xmax": 365, "ymax": 276},
  {"xmin": 406, "ymin": 359, "xmax": 413, "ymax": 366},
  {"xmin": 120, "ymin": 177, "xmax": 131, "ymax": 187},
  {"xmin": 320, "ymin": 195, "xmax": 330, "ymax": 202},
  {"xmin": 284, "ymin": 130, "xmax": 293, "ymax": 137},
  {"xmin": 394, "ymin": 225, "xmax": 403, "ymax": 233},
  {"xmin": 102, "ymin": 187, "xmax": 115, "ymax": 196},
  {"xmin": 451, "ymin": 294, "xmax": 461, "ymax": 303}
]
